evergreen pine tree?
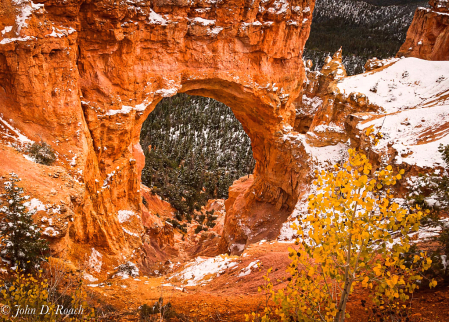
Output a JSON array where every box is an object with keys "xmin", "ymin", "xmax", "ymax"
[
  {"xmin": 0, "ymin": 173, "xmax": 49, "ymax": 272},
  {"xmin": 140, "ymin": 93, "xmax": 255, "ymax": 215}
]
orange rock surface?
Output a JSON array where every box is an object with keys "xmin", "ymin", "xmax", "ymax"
[
  {"xmin": 0, "ymin": 0, "xmax": 315, "ymax": 265},
  {"xmin": 397, "ymin": 0, "xmax": 449, "ymax": 60}
]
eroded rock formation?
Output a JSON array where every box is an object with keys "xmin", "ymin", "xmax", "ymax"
[
  {"xmin": 397, "ymin": 0, "xmax": 449, "ymax": 60},
  {"xmin": 0, "ymin": 0, "xmax": 315, "ymax": 265}
]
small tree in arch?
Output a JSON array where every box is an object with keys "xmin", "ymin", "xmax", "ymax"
[{"xmin": 0, "ymin": 173, "xmax": 49, "ymax": 272}]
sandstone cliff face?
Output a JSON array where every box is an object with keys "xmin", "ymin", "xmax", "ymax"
[
  {"xmin": 0, "ymin": 0, "xmax": 315, "ymax": 264},
  {"xmin": 397, "ymin": 0, "xmax": 449, "ymax": 60}
]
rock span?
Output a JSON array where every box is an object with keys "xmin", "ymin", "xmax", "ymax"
[{"xmin": 0, "ymin": 0, "xmax": 315, "ymax": 264}]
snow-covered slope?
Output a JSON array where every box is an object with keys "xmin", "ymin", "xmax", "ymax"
[
  {"xmin": 280, "ymin": 58, "xmax": 449, "ymax": 240},
  {"xmin": 359, "ymin": 105, "xmax": 449, "ymax": 167},
  {"xmin": 337, "ymin": 57, "xmax": 449, "ymax": 113},
  {"xmin": 338, "ymin": 57, "xmax": 449, "ymax": 168}
]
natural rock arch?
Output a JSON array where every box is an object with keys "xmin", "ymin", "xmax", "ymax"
[{"xmin": 0, "ymin": 0, "xmax": 315, "ymax": 262}]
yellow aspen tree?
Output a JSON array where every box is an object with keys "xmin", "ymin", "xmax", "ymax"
[{"xmin": 250, "ymin": 147, "xmax": 436, "ymax": 322}]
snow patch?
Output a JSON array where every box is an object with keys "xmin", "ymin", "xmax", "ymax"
[
  {"xmin": 83, "ymin": 273, "xmax": 98, "ymax": 282},
  {"xmin": 313, "ymin": 122, "xmax": 345, "ymax": 134},
  {"xmin": 42, "ymin": 226, "xmax": 59, "ymax": 237},
  {"xmin": 170, "ymin": 255, "xmax": 237, "ymax": 286},
  {"xmin": 25, "ymin": 198, "xmax": 46, "ymax": 212},
  {"xmin": 46, "ymin": 25, "xmax": 76, "ymax": 38},
  {"xmin": 117, "ymin": 210, "xmax": 136, "ymax": 223},
  {"xmin": 12, "ymin": 0, "xmax": 44, "ymax": 35},
  {"xmin": 87, "ymin": 248, "xmax": 103, "ymax": 273},
  {"xmin": 106, "ymin": 98, "xmax": 151, "ymax": 116},
  {"xmin": 1, "ymin": 26, "xmax": 12, "ymax": 35},
  {"xmin": 191, "ymin": 17, "xmax": 216, "ymax": 26},
  {"xmin": 238, "ymin": 260, "xmax": 260, "ymax": 277},
  {"xmin": 148, "ymin": 9, "xmax": 168, "ymax": 25},
  {"xmin": 123, "ymin": 227, "xmax": 139, "ymax": 237},
  {"xmin": 0, "ymin": 115, "xmax": 33, "ymax": 144}
]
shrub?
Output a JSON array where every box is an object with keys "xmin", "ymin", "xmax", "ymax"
[
  {"xmin": 27, "ymin": 141, "xmax": 56, "ymax": 165},
  {"xmin": 194, "ymin": 225, "xmax": 204, "ymax": 234},
  {"xmin": 0, "ymin": 264, "xmax": 95, "ymax": 321},
  {"xmin": 175, "ymin": 212, "xmax": 183, "ymax": 221},
  {"xmin": 206, "ymin": 221, "xmax": 216, "ymax": 228},
  {"xmin": 168, "ymin": 219, "xmax": 187, "ymax": 234},
  {"xmin": 197, "ymin": 214, "xmax": 205, "ymax": 224},
  {"xmin": 113, "ymin": 261, "xmax": 139, "ymax": 279},
  {"xmin": 407, "ymin": 143, "xmax": 449, "ymax": 283},
  {"xmin": 139, "ymin": 298, "xmax": 176, "ymax": 322},
  {"xmin": 142, "ymin": 196, "xmax": 148, "ymax": 208}
]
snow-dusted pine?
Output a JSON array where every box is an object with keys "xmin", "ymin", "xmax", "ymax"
[{"xmin": 0, "ymin": 173, "xmax": 48, "ymax": 272}]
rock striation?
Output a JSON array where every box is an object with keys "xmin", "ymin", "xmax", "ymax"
[
  {"xmin": 397, "ymin": 0, "xmax": 449, "ymax": 60},
  {"xmin": 2, "ymin": 0, "xmax": 449, "ymax": 269},
  {"xmin": 0, "ymin": 0, "xmax": 315, "ymax": 264}
]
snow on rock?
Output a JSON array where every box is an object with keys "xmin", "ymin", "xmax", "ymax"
[
  {"xmin": 337, "ymin": 58, "xmax": 449, "ymax": 114},
  {"xmin": 70, "ymin": 155, "xmax": 77, "ymax": 167},
  {"xmin": 148, "ymin": 9, "xmax": 168, "ymax": 25},
  {"xmin": 170, "ymin": 255, "xmax": 237, "ymax": 286},
  {"xmin": 117, "ymin": 210, "xmax": 137, "ymax": 223},
  {"xmin": 87, "ymin": 248, "xmax": 103, "ymax": 273},
  {"xmin": 386, "ymin": 218, "xmax": 449, "ymax": 249},
  {"xmin": 25, "ymin": 198, "xmax": 46, "ymax": 212},
  {"xmin": 154, "ymin": 81, "xmax": 181, "ymax": 98},
  {"xmin": 122, "ymin": 227, "xmax": 139, "ymax": 237},
  {"xmin": 301, "ymin": 135, "xmax": 348, "ymax": 168},
  {"xmin": 23, "ymin": 154, "xmax": 36, "ymax": 163},
  {"xmin": 299, "ymin": 95, "xmax": 323, "ymax": 114},
  {"xmin": 208, "ymin": 26, "xmax": 223, "ymax": 36},
  {"xmin": 1, "ymin": 26, "xmax": 13, "ymax": 35},
  {"xmin": 277, "ymin": 59, "xmax": 449, "ymax": 243},
  {"xmin": 113, "ymin": 261, "xmax": 139, "ymax": 279},
  {"xmin": 106, "ymin": 98, "xmax": 151, "ymax": 116},
  {"xmin": 238, "ymin": 260, "xmax": 260, "ymax": 277},
  {"xmin": 278, "ymin": 192, "xmax": 312, "ymax": 242},
  {"xmin": 410, "ymin": 218, "xmax": 449, "ymax": 241},
  {"xmin": 0, "ymin": 35, "xmax": 34, "ymax": 44},
  {"xmin": 12, "ymin": 0, "xmax": 44, "ymax": 35},
  {"xmin": 313, "ymin": 123, "xmax": 345, "ymax": 134},
  {"xmin": 83, "ymin": 272, "xmax": 98, "ymax": 282},
  {"xmin": 358, "ymin": 104, "xmax": 449, "ymax": 168},
  {"xmin": 42, "ymin": 226, "xmax": 59, "ymax": 237},
  {"xmin": 191, "ymin": 17, "xmax": 216, "ymax": 26},
  {"xmin": 0, "ymin": 115, "xmax": 33, "ymax": 145},
  {"xmin": 282, "ymin": 132, "xmax": 348, "ymax": 169},
  {"xmin": 46, "ymin": 26, "xmax": 76, "ymax": 38},
  {"xmin": 277, "ymin": 136, "xmax": 349, "ymax": 242}
]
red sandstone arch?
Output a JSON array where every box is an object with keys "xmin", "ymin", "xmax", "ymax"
[{"xmin": 0, "ymin": 0, "xmax": 314, "ymax": 262}]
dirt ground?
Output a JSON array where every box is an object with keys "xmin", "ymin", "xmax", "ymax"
[{"xmin": 85, "ymin": 241, "xmax": 449, "ymax": 322}]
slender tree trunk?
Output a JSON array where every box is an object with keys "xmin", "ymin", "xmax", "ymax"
[
  {"xmin": 335, "ymin": 231, "xmax": 354, "ymax": 322},
  {"xmin": 338, "ymin": 279, "xmax": 353, "ymax": 322},
  {"xmin": 335, "ymin": 275, "xmax": 353, "ymax": 322}
]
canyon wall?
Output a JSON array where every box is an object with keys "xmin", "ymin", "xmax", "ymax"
[
  {"xmin": 0, "ymin": 0, "xmax": 315, "ymax": 264},
  {"xmin": 397, "ymin": 0, "xmax": 449, "ymax": 60}
]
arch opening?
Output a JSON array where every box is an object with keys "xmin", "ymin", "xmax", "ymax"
[{"xmin": 139, "ymin": 93, "xmax": 255, "ymax": 217}]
